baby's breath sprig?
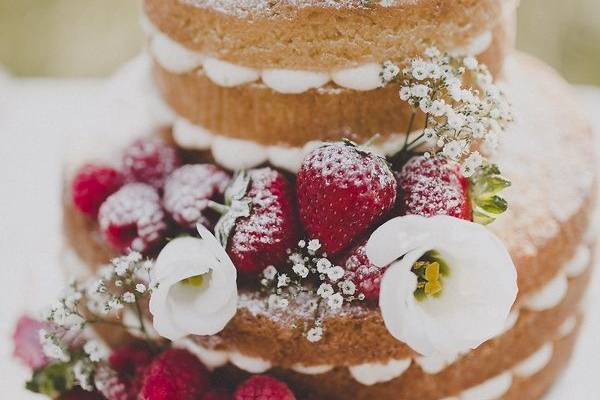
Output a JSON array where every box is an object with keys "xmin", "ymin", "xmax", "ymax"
[
  {"xmin": 260, "ymin": 239, "xmax": 363, "ymax": 343},
  {"xmin": 28, "ymin": 252, "xmax": 159, "ymax": 398},
  {"xmin": 381, "ymin": 47, "xmax": 513, "ymax": 178}
]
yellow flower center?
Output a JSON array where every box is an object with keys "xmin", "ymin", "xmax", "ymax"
[
  {"xmin": 412, "ymin": 251, "xmax": 449, "ymax": 300},
  {"xmin": 180, "ymin": 275, "xmax": 205, "ymax": 287}
]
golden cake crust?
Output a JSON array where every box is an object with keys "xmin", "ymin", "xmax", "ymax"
[{"xmin": 144, "ymin": 0, "xmax": 512, "ymax": 70}]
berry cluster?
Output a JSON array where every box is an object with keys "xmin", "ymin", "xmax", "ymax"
[{"xmin": 71, "ymin": 136, "xmax": 497, "ymax": 303}]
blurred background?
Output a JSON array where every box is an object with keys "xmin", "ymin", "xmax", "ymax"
[{"xmin": 0, "ymin": 0, "xmax": 598, "ymax": 85}]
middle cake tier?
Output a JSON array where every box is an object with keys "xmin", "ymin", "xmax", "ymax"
[{"xmin": 144, "ymin": 0, "xmax": 517, "ymax": 150}]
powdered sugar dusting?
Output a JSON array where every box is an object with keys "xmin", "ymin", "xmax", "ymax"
[
  {"xmin": 489, "ymin": 55, "xmax": 596, "ymax": 258},
  {"xmin": 179, "ymin": 0, "xmax": 413, "ymax": 18}
]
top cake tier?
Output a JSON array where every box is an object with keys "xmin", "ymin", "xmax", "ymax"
[{"xmin": 145, "ymin": 0, "xmax": 516, "ymax": 70}]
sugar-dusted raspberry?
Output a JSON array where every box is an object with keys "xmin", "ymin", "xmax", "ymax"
[
  {"xmin": 98, "ymin": 183, "xmax": 168, "ymax": 253},
  {"xmin": 71, "ymin": 164, "xmax": 124, "ymax": 217},
  {"xmin": 12, "ymin": 315, "xmax": 49, "ymax": 369},
  {"xmin": 233, "ymin": 375, "xmax": 296, "ymax": 400},
  {"xmin": 96, "ymin": 342, "xmax": 154, "ymax": 400},
  {"xmin": 340, "ymin": 239, "xmax": 386, "ymax": 302},
  {"xmin": 163, "ymin": 164, "xmax": 231, "ymax": 229},
  {"xmin": 122, "ymin": 137, "xmax": 181, "ymax": 189},
  {"xmin": 140, "ymin": 348, "xmax": 209, "ymax": 400}
]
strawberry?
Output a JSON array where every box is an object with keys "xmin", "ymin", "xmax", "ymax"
[
  {"xmin": 163, "ymin": 164, "xmax": 231, "ymax": 229},
  {"xmin": 340, "ymin": 239, "xmax": 387, "ymax": 302},
  {"xmin": 397, "ymin": 155, "xmax": 472, "ymax": 220},
  {"xmin": 297, "ymin": 142, "xmax": 397, "ymax": 255},
  {"xmin": 215, "ymin": 168, "xmax": 298, "ymax": 274}
]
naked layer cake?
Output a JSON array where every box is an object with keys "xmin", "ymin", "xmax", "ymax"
[{"xmin": 13, "ymin": 1, "xmax": 597, "ymax": 400}]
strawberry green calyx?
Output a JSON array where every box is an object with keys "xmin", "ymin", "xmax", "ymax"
[
  {"xmin": 469, "ymin": 164, "xmax": 511, "ymax": 225},
  {"xmin": 211, "ymin": 171, "xmax": 253, "ymax": 247},
  {"xmin": 26, "ymin": 360, "xmax": 76, "ymax": 397}
]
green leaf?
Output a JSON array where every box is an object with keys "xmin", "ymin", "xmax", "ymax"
[
  {"xmin": 475, "ymin": 175, "xmax": 512, "ymax": 199},
  {"xmin": 473, "ymin": 211, "xmax": 496, "ymax": 225},
  {"xmin": 26, "ymin": 362, "xmax": 75, "ymax": 398},
  {"xmin": 476, "ymin": 195, "xmax": 508, "ymax": 214}
]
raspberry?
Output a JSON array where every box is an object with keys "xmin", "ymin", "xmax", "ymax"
[
  {"xmin": 96, "ymin": 343, "xmax": 154, "ymax": 400},
  {"xmin": 234, "ymin": 375, "xmax": 295, "ymax": 400},
  {"xmin": 297, "ymin": 142, "xmax": 397, "ymax": 255},
  {"xmin": 12, "ymin": 315, "xmax": 49, "ymax": 369},
  {"xmin": 122, "ymin": 137, "xmax": 181, "ymax": 189},
  {"xmin": 71, "ymin": 164, "xmax": 124, "ymax": 217},
  {"xmin": 98, "ymin": 183, "xmax": 168, "ymax": 253},
  {"xmin": 340, "ymin": 240, "xmax": 386, "ymax": 301},
  {"xmin": 226, "ymin": 168, "xmax": 299, "ymax": 274},
  {"xmin": 163, "ymin": 164, "xmax": 231, "ymax": 229},
  {"xmin": 140, "ymin": 348, "xmax": 209, "ymax": 400},
  {"xmin": 397, "ymin": 156, "xmax": 471, "ymax": 220}
]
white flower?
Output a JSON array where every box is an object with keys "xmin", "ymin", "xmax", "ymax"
[
  {"xmin": 277, "ymin": 274, "xmax": 290, "ymax": 288},
  {"xmin": 461, "ymin": 152, "xmax": 484, "ymax": 177},
  {"xmin": 293, "ymin": 263, "xmax": 310, "ymax": 278},
  {"xmin": 263, "ymin": 265, "xmax": 278, "ymax": 280},
  {"xmin": 366, "ymin": 215, "xmax": 517, "ymax": 357},
  {"xmin": 149, "ymin": 225, "xmax": 238, "ymax": 341},
  {"xmin": 83, "ymin": 340, "xmax": 106, "ymax": 362},
  {"xmin": 340, "ymin": 280, "xmax": 356, "ymax": 295},
  {"xmin": 306, "ymin": 326, "xmax": 323, "ymax": 342},
  {"xmin": 326, "ymin": 266, "xmax": 345, "ymax": 282},
  {"xmin": 135, "ymin": 284, "xmax": 146, "ymax": 294},
  {"xmin": 463, "ymin": 56, "xmax": 478, "ymax": 70},
  {"xmin": 442, "ymin": 140, "xmax": 467, "ymax": 160},
  {"xmin": 399, "ymin": 86, "xmax": 412, "ymax": 101},
  {"xmin": 307, "ymin": 239, "xmax": 321, "ymax": 254},
  {"xmin": 122, "ymin": 292, "xmax": 136, "ymax": 304},
  {"xmin": 411, "ymin": 84, "xmax": 430, "ymax": 98},
  {"xmin": 316, "ymin": 258, "xmax": 332, "ymax": 274},
  {"xmin": 317, "ymin": 283, "xmax": 334, "ymax": 299},
  {"xmin": 327, "ymin": 293, "xmax": 344, "ymax": 310}
]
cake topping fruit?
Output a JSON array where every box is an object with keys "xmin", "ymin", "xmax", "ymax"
[
  {"xmin": 71, "ymin": 164, "xmax": 124, "ymax": 217},
  {"xmin": 97, "ymin": 343, "xmax": 154, "ymax": 400},
  {"xmin": 397, "ymin": 155, "xmax": 471, "ymax": 220},
  {"xmin": 340, "ymin": 239, "xmax": 386, "ymax": 302},
  {"xmin": 98, "ymin": 183, "xmax": 168, "ymax": 253},
  {"xmin": 214, "ymin": 168, "xmax": 299, "ymax": 274},
  {"xmin": 233, "ymin": 375, "xmax": 296, "ymax": 400},
  {"xmin": 122, "ymin": 137, "xmax": 181, "ymax": 189},
  {"xmin": 297, "ymin": 141, "xmax": 397, "ymax": 255},
  {"xmin": 139, "ymin": 348, "xmax": 209, "ymax": 400},
  {"xmin": 163, "ymin": 164, "xmax": 231, "ymax": 229}
]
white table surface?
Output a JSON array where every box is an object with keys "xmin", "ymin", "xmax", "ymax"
[{"xmin": 1, "ymin": 58, "xmax": 599, "ymax": 399}]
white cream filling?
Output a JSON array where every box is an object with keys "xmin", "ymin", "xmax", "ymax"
[
  {"xmin": 145, "ymin": 18, "xmax": 492, "ymax": 93},
  {"xmin": 416, "ymin": 352, "xmax": 461, "ymax": 375},
  {"xmin": 348, "ymin": 359, "xmax": 412, "ymax": 386},
  {"xmin": 229, "ymin": 351, "xmax": 272, "ymax": 373},
  {"xmin": 512, "ymin": 343, "xmax": 553, "ymax": 378},
  {"xmin": 459, "ymin": 372, "xmax": 512, "ymax": 400},
  {"xmin": 557, "ymin": 316, "xmax": 577, "ymax": 339},
  {"xmin": 291, "ymin": 364, "xmax": 334, "ymax": 375},
  {"xmin": 171, "ymin": 116, "xmax": 409, "ymax": 172},
  {"xmin": 564, "ymin": 246, "xmax": 591, "ymax": 278},
  {"xmin": 523, "ymin": 272, "xmax": 569, "ymax": 312}
]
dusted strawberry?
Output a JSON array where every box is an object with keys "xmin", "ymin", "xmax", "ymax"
[
  {"xmin": 163, "ymin": 164, "xmax": 231, "ymax": 229},
  {"xmin": 122, "ymin": 137, "xmax": 181, "ymax": 189},
  {"xmin": 340, "ymin": 239, "xmax": 387, "ymax": 302},
  {"xmin": 98, "ymin": 183, "xmax": 168, "ymax": 253},
  {"xmin": 297, "ymin": 142, "xmax": 397, "ymax": 255},
  {"xmin": 215, "ymin": 168, "xmax": 299, "ymax": 274},
  {"xmin": 234, "ymin": 375, "xmax": 295, "ymax": 400},
  {"xmin": 71, "ymin": 164, "xmax": 124, "ymax": 217},
  {"xmin": 397, "ymin": 155, "xmax": 471, "ymax": 220},
  {"xmin": 96, "ymin": 343, "xmax": 154, "ymax": 400},
  {"xmin": 140, "ymin": 348, "xmax": 209, "ymax": 400}
]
